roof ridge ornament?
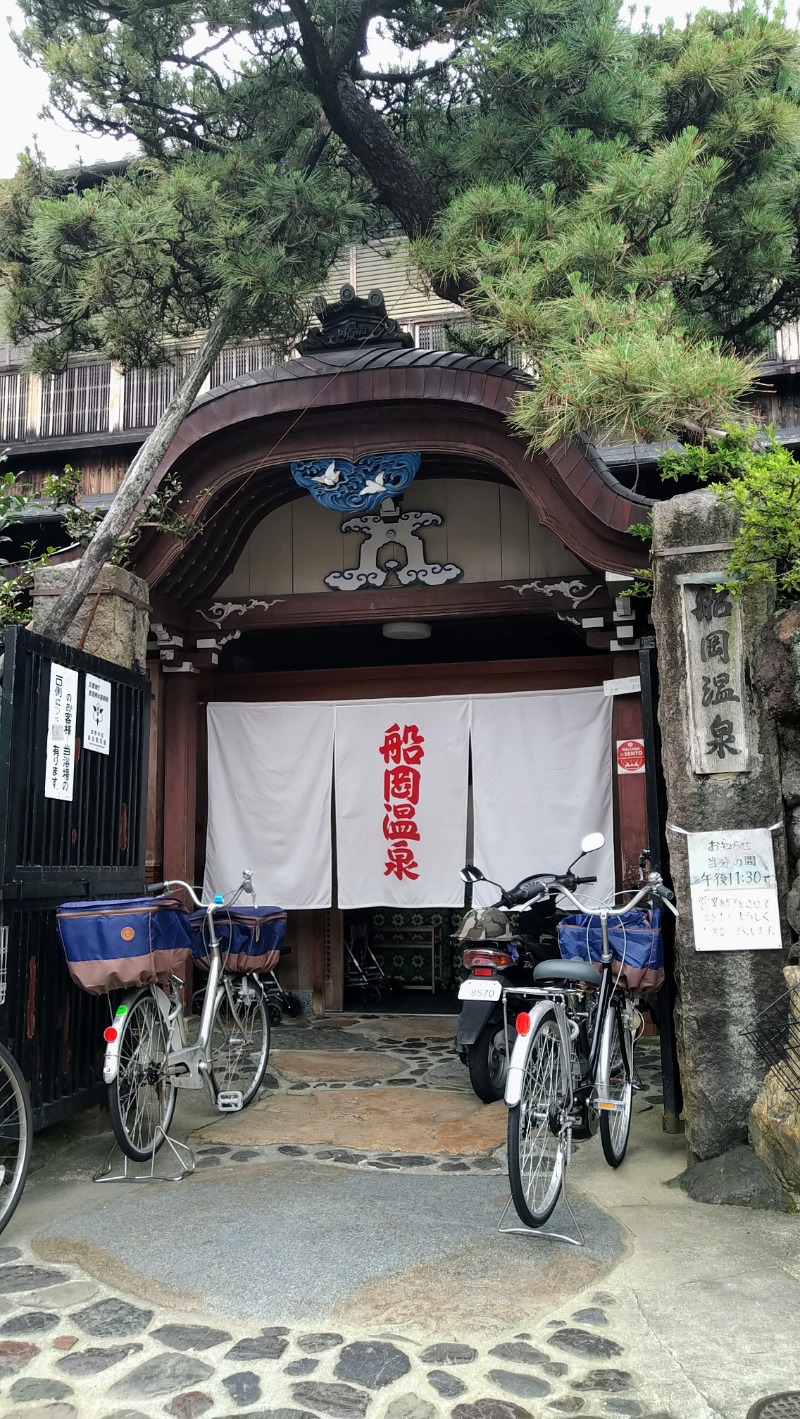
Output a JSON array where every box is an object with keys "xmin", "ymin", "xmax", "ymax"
[{"xmin": 297, "ymin": 285, "xmax": 414, "ymax": 354}]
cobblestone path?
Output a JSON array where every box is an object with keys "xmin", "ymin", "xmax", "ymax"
[
  {"xmin": 0, "ymin": 1015, "xmax": 675, "ymax": 1419},
  {"xmin": 0, "ymin": 1241, "xmax": 665, "ymax": 1419}
]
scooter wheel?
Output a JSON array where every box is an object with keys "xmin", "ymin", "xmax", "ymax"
[
  {"xmin": 284, "ymin": 993, "xmax": 304, "ymax": 1018},
  {"xmin": 267, "ymin": 1001, "xmax": 283, "ymax": 1025},
  {"xmin": 468, "ymin": 1020, "xmax": 512, "ymax": 1103}
]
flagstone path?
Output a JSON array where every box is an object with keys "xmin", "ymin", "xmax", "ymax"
[{"xmin": 0, "ymin": 1014, "xmax": 732, "ymax": 1419}]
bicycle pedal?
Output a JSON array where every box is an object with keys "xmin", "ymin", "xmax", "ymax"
[{"xmin": 217, "ymin": 1090, "xmax": 243, "ymax": 1113}]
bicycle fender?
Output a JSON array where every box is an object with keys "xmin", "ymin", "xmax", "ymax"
[
  {"xmin": 103, "ymin": 990, "xmax": 169, "ymax": 1084},
  {"xmin": 504, "ymin": 998, "xmax": 566, "ymax": 1109}
]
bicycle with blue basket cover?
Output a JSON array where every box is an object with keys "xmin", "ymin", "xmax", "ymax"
[
  {"xmin": 103, "ymin": 871, "xmax": 279, "ymax": 1162},
  {"xmin": 490, "ymin": 838, "xmax": 676, "ymax": 1229}
]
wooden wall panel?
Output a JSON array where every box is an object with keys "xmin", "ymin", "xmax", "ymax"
[
  {"xmin": 499, "ymin": 483, "xmax": 531, "ymax": 579},
  {"xmin": 215, "ymin": 478, "xmax": 586, "ymax": 598}
]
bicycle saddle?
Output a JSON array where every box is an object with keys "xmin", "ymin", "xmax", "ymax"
[{"xmin": 532, "ymin": 959, "xmax": 601, "ymax": 987}]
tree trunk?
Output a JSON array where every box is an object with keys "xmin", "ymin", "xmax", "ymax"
[
  {"xmin": 36, "ymin": 290, "xmax": 238, "ymax": 645},
  {"xmin": 317, "ymin": 74, "xmax": 467, "ymax": 306}
]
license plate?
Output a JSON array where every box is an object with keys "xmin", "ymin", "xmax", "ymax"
[{"xmin": 459, "ymin": 979, "xmax": 502, "ymax": 1002}]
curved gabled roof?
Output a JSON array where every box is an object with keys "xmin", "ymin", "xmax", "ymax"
[{"xmin": 136, "ymin": 344, "xmax": 652, "ymax": 600}]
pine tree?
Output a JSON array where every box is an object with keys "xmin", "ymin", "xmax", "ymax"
[{"xmin": 4, "ymin": 0, "xmax": 800, "ymax": 634}]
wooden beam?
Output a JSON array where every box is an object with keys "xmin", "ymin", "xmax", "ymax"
[
  {"xmin": 190, "ymin": 575, "xmax": 613, "ymax": 635},
  {"xmin": 196, "ymin": 654, "xmax": 616, "ymax": 704}
]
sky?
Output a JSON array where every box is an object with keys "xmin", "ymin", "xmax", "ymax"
[{"xmin": 0, "ymin": 0, "xmax": 738, "ymax": 180}]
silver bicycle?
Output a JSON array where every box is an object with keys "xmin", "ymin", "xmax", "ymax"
[
  {"xmin": 0, "ymin": 930, "xmax": 32, "ymax": 1231},
  {"xmin": 103, "ymin": 872, "xmax": 274, "ymax": 1161},
  {"xmin": 504, "ymin": 854, "xmax": 677, "ymax": 1229}
]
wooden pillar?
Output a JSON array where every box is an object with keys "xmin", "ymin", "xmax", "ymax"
[
  {"xmin": 145, "ymin": 662, "xmax": 165, "ymax": 882},
  {"xmin": 611, "ymin": 651, "xmax": 648, "ymax": 888},
  {"xmin": 324, "ymin": 909, "xmax": 344, "ymax": 1013},
  {"xmin": 163, "ymin": 670, "xmax": 199, "ymax": 886}
]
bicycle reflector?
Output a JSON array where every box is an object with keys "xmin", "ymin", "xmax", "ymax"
[
  {"xmin": 103, "ymin": 1026, "xmax": 118, "ymax": 1043},
  {"xmin": 515, "ymin": 1012, "xmax": 532, "ymax": 1036}
]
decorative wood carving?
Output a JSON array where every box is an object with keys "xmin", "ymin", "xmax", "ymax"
[
  {"xmin": 291, "ymin": 452, "xmax": 421, "ymax": 512},
  {"xmin": 324, "ymin": 500, "xmax": 462, "ymax": 591}
]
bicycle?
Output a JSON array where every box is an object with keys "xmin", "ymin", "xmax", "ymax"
[
  {"xmin": 0, "ymin": 924, "xmax": 33, "ymax": 1232},
  {"xmin": 503, "ymin": 858, "xmax": 676, "ymax": 1230},
  {"xmin": 103, "ymin": 872, "xmax": 275, "ymax": 1162},
  {"xmin": 0, "ymin": 1041, "xmax": 32, "ymax": 1234}
]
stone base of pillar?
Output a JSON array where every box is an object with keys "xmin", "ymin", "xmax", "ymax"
[
  {"xmin": 31, "ymin": 563, "xmax": 150, "ymax": 669},
  {"xmin": 749, "ymin": 964, "xmax": 800, "ymax": 1188}
]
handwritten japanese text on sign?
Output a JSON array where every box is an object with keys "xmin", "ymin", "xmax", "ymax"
[
  {"xmin": 681, "ymin": 578, "xmax": 749, "ymax": 774},
  {"xmin": 687, "ymin": 828, "xmax": 782, "ymax": 952},
  {"xmin": 84, "ymin": 675, "xmax": 111, "ymax": 754},
  {"xmin": 45, "ymin": 663, "xmax": 79, "ymax": 801}
]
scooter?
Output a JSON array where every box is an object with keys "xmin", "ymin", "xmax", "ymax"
[{"xmin": 453, "ymin": 833, "xmax": 605, "ymax": 1102}]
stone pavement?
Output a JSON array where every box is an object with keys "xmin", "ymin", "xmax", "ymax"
[{"xmin": 0, "ymin": 1013, "xmax": 798, "ymax": 1419}]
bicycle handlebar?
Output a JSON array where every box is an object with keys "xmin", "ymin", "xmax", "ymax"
[
  {"xmin": 147, "ymin": 872, "xmax": 255, "ymax": 913},
  {"xmin": 555, "ymin": 874, "xmax": 678, "ymax": 919}
]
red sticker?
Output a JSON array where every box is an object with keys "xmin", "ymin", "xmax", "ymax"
[{"xmin": 616, "ymin": 739, "xmax": 645, "ymax": 775}]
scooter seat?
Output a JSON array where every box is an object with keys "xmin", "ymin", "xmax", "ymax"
[{"xmin": 532, "ymin": 958, "xmax": 601, "ymax": 987}]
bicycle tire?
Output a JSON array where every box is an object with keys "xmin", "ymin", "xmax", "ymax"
[
  {"xmin": 108, "ymin": 988, "xmax": 177, "ymax": 1161},
  {"xmin": 0, "ymin": 1042, "xmax": 32, "ymax": 1236},
  {"xmin": 210, "ymin": 975, "xmax": 270, "ymax": 1107},
  {"xmin": 467, "ymin": 1020, "xmax": 509, "ymax": 1103},
  {"xmin": 507, "ymin": 1006, "xmax": 570, "ymax": 1228},
  {"xmin": 598, "ymin": 1002, "xmax": 634, "ymax": 1167}
]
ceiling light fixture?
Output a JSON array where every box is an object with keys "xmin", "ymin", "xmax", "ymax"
[{"xmin": 382, "ymin": 621, "xmax": 432, "ymax": 641}]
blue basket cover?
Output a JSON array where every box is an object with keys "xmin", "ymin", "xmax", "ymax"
[
  {"xmin": 189, "ymin": 905, "xmax": 287, "ymax": 973},
  {"xmin": 57, "ymin": 896, "xmax": 192, "ymax": 995},
  {"xmin": 557, "ymin": 907, "xmax": 665, "ymax": 992}
]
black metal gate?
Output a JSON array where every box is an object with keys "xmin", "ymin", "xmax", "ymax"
[{"xmin": 0, "ymin": 627, "xmax": 149, "ymax": 1129}]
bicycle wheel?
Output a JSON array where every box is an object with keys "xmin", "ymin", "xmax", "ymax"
[
  {"xmin": 507, "ymin": 1006, "xmax": 571, "ymax": 1228},
  {"xmin": 109, "ymin": 988, "xmax": 177, "ymax": 1161},
  {"xmin": 0, "ymin": 1043, "xmax": 32, "ymax": 1236},
  {"xmin": 210, "ymin": 975, "xmax": 270, "ymax": 1107},
  {"xmin": 598, "ymin": 1002, "xmax": 634, "ymax": 1167}
]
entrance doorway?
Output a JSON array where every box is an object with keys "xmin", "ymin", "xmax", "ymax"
[
  {"xmin": 196, "ymin": 647, "xmax": 635, "ymax": 1014},
  {"xmin": 342, "ymin": 906, "xmax": 462, "ymax": 1014}
]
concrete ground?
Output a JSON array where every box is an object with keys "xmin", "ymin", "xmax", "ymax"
[{"xmin": 0, "ymin": 1012, "xmax": 798, "ymax": 1419}]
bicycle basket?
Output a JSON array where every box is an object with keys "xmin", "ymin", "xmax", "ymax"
[
  {"xmin": 57, "ymin": 896, "xmax": 192, "ymax": 995},
  {"xmin": 189, "ymin": 906, "xmax": 287, "ymax": 974},
  {"xmin": 557, "ymin": 907, "xmax": 665, "ymax": 994}
]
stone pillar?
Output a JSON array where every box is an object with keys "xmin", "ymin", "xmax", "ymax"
[
  {"xmin": 651, "ymin": 489, "xmax": 790, "ymax": 1160},
  {"xmin": 31, "ymin": 563, "xmax": 150, "ymax": 670}
]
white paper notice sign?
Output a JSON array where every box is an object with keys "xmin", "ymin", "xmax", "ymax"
[
  {"xmin": 84, "ymin": 675, "xmax": 111, "ymax": 754},
  {"xmin": 45, "ymin": 664, "xmax": 79, "ymax": 801},
  {"xmin": 687, "ymin": 828, "xmax": 782, "ymax": 952}
]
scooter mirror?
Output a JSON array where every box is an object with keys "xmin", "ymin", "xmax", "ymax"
[
  {"xmin": 580, "ymin": 831, "xmax": 605, "ymax": 855},
  {"xmin": 460, "ymin": 864, "xmax": 485, "ymax": 884}
]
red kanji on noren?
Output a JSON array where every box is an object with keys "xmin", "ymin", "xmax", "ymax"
[
  {"xmin": 379, "ymin": 722, "xmax": 425, "ymax": 766},
  {"xmin": 383, "ymin": 813, "xmax": 421, "ymax": 842},
  {"xmin": 384, "ymin": 765, "xmax": 421, "ymax": 805},
  {"xmin": 380, "ymin": 722, "xmax": 425, "ymax": 882},
  {"xmin": 384, "ymin": 843, "xmax": 420, "ymax": 880}
]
